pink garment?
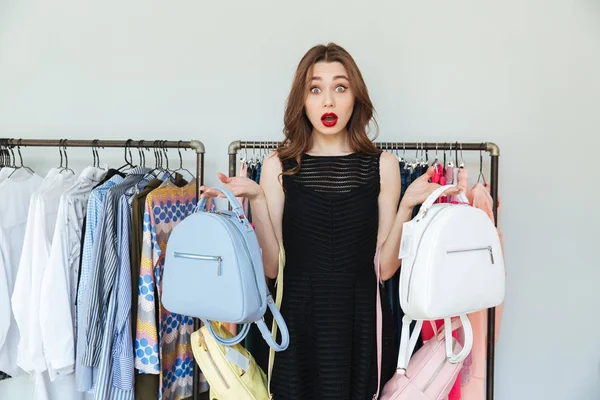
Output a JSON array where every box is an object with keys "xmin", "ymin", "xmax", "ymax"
[
  {"xmin": 461, "ymin": 183, "xmax": 504, "ymax": 400},
  {"xmin": 440, "ymin": 166, "xmax": 453, "ymax": 203},
  {"xmin": 431, "ymin": 163, "xmax": 443, "ymax": 184},
  {"xmin": 422, "ymin": 321, "xmax": 461, "ymax": 400},
  {"xmin": 457, "ymin": 168, "xmax": 469, "ymax": 195},
  {"xmin": 444, "ymin": 166, "xmax": 454, "ymax": 185}
]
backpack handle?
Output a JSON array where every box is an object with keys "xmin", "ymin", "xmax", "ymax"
[
  {"xmin": 255, "ymin": 293, "xmax": 290, "ymax": 352},
  {"xmin": 197, "ymin": 186, "xmax": 246, "ymax": 221},
  {"xmin": 202, "ymin": 320, "xmax": 251, "ymax": 346},
  {"xmin": 415, "ymin": 184, "xmax": 469, "ymax": 222},
  {"xmin": 202, "ymin": 293, "xmax": 290, "ymax": 352},
  {"xmin": 445, "ymin": 315, "xmax": 473, "ymax": 364}
]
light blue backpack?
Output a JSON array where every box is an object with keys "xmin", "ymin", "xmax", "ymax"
[{"xmin": 162, "ymin": 186, "xmax": 289, "ymax": 352}]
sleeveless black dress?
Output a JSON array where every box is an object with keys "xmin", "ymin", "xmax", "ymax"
[{"xmin": 271, "ymin": 152, "xmax": 396, "ymax": 400}]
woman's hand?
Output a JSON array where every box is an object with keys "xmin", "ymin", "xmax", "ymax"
[
  {"xmin": 400, "ymin": 166, "xmax": 462, "ymax": 209},
  {"xmin": 200, "ymin": 173, "xmax": 264, "ymax": 200}
]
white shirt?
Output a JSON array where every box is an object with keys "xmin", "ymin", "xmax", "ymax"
[
  {"xmin": 12, "ymin": 169, "xmax": 76, "ymax": 375},
  {"xmin": 39, "ymin": 166, "xmax": 107, "ymax": 381},
  {"xmin": 0, "ymin": 169, "xmax": 43, "ymax": 377}
]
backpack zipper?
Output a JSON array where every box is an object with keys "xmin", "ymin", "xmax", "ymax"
[
  {"xmin": 174, "ymin": 252, "xmax": 223, "ymax": 276},
  {"xmin": 421, "ymin": 340, "xmax": 458, "ymax": 392},
  {"xmin": 210, "ymin": 213, "xmax": 263, "ymax": 308},
  {"xmin": 198, "ymin": 331, "xmax": 230, "ymax": 390},
  {"xmin": 446, "ymin": 246, "xmax": 494, "ymax": 264},
  {"xmin": 405, "ymin": 206, "xmax": 452, "ymax": 303}
]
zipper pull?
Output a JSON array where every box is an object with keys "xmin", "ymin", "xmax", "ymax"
[
  {"xmin": 488, "ymin": 246, "xmax": 495, "ymax": 264},
  {"xmin": 217, "ymin": 257, "xmax": 222, "ymax": 276}
]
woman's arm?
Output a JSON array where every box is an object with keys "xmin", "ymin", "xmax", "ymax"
[
  {"xmin": 253, "ymin": 152, "xmax": 284, "ymax": 279},
  {"xmin": 376, "ymin": 152, "xmax": 406, "ymax": 280},
  {"xmin": 199, "ymin": 152, "xmax": 284, "ymax": 279},
  {"xmin": 376, "ymin": 154, "xmax": 462, "ymax": 280}
]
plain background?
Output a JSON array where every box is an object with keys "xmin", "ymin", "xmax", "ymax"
[{"xmin": 1, "ymin": 0, "xmax": 599, "ymax": 399}]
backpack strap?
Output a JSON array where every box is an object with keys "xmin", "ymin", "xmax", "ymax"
[
  {"xmin": 373, "ymin": 248, "xmax": 383, "ymax": 399},
  {"xmin": 268, "ymin": 242, "xmax": 286, "ymax": 397},
  {"xmin": 396, "ymin": 317, "xmax": 424, "ymax": 374}
]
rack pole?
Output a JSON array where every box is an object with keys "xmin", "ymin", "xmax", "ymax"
[
  {"xmin": 5, "ymin": 138, "xmax": 205, "ymax": 152},
  {"xmin": 227, "ymin": 140, "xmax": 501, "ymax": 400},
  {"xmin": 228, "ymin": 140, "xmax": 240, "ymax": 178},
  {"xmin": 193, "ymin": 149, "xmax": 205, "ymax": 400},
  {"xmin": 487, "ymin": 149, "xmax": 500, "ymax": 400}
]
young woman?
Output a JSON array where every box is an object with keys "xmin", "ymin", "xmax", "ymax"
[{"xmin": 200, "ymin": 43, "xmax": 461, "ymax": 400}]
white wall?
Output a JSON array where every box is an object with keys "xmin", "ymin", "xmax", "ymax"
[{"xmin": 1, "ymin": 0, "xmax": 599, "ymax": 399}]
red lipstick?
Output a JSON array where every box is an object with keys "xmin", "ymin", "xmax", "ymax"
[{"xmin": 321, "ymin": 112, "xmax": 338, "ymax": 128}]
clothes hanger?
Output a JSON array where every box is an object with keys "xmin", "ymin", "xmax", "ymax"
[
  {"xmin": 446, "ymin": 142, "xmax": 454, "ymax": 168},
  {"xmin": 172, "ymin": 140, "xmax": 194, "ymax": 179},
  {"xmin": 0, "ymin": 139, "xmax": 5, "ymax": 168},
  {"xmin": 91, "ymin": 139, "xmax": 107, "ymax": 170},
  {"xmin": 59, "ymin": 140, "xmax": 75, "ymax": 175},
  {"xmin": 240, "ymin": 146, "xmax": 247, "ymax": 166},
  {"xmin": 160, "ymin": 140, "xmax": 176, "ymax": 176},
  {"xmin": 8, "ymin": 139, "xmax": 35, "ymax": 178},
  {"xmin": 431, "ymin": 144, "xmax": 439, "ymax": 166},
  {"xmin": 0, "ymin": 139, "xmax": 7, "ymax": 168},
  {"xmin": 117, "ymin": 139, "xmax": 136, "ymax": 172},
  {"xmin": 459, "ymin": 144, "xmax": 465, "ymax": 168},
  {"xmin": 477, "ymin": 147, "xmax": 487, "ymax": 185},
  {"xmin": 91, "ymin": 139, "xmax": 98, "ymax": 168},
  {"xmin": 149, "ymin": 140, "xmax": 168, "ymax": 177},
  {"xmin": 399, "ymin": 143, "xmax": 405, "ymax": 163},
  {"xmin": 137, "ymin": 140, "xmax": 147, "ymax": 168}
]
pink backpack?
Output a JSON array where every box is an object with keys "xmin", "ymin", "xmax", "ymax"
[{"xmin": 373, "ymin": 250, "xmax": 464, "ymax": 400}]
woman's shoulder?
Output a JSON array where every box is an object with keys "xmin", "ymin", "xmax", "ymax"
[{"xmin": 263, "ymin": 151, "xmax": 285, "ymax": 171}]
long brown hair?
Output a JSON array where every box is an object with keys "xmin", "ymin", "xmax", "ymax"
[{"xmin": 277, "ymin": 43, "xmax": 379, "ymax": 174}]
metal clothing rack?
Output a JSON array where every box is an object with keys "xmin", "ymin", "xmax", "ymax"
[
  {"xmin": 1, "ymin": 138, "xmax": 207, "ymax": 400},
  {"xmin": 228, "ymin": 139, "xmax": 501, "ymax": 400}
]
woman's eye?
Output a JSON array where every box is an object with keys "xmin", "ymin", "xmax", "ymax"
[
  {"xmin": 310, "ymin": 87, "xmax": 321, "ymax": 94},
  {"xmin": 335, "ymin": 85, "xmax": 348, "ymax": 93}
]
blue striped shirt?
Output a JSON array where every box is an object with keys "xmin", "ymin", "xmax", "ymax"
[
  {"xmin": 82, "ymin": 167, "xmax": 151, "ymax": 367},
  {"xmin": 76, "ymin": 175, "xmax": 124, "ymax": 392}
]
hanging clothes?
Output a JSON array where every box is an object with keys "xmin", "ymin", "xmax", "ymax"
[
  {"xmin": 384, "ymin": 159, "xmax": 427, "ymax": 362},
  {"xmin": 0, "ymin": 168, "xmax": 43, "ymax": 378},
  {"xmin": 84, "ymin": 166, "xmax": 153, "ymax": 400},
  {"xmin": 130, "ymin": 173, "xmax": 187, "ymax": 400},
  {"xmin": 39, "ymin": 166, "xmax": 107, "ymax": 382},
  {"xmin": 76, "ymin": 173, "xmax": 125, "ymax": 392},
  {"xmin": 460, "ymin": 183, "xmax": 504, "ymax": 400},
  {"xmin": 12, "ymin": 168, "xmax": 77, "ymax": 398},
  {"xmin": 135, "ymin": 181, "xmax": 206, "ymax": 400}
]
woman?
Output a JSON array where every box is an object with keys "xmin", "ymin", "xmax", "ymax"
[{"xmin": 200, "ymin": 43, "xmax": 461, "ymax": 400}]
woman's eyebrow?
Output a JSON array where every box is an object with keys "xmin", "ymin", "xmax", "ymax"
[{"xmin": 310, "ymin": 75, "xmax": 349, "ymax": 81}]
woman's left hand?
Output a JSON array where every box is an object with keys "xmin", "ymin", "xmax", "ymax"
[{"xmin": 400, "ymin": 166, "xmax": 463, "ymax": 209}]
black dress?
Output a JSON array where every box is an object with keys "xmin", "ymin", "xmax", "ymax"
[{"xmin": 271, "ymin": 152, "xmax": 396, "ymax": 400}]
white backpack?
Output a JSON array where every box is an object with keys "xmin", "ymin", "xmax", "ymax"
[{"xmin": 397, "ymin": 185, "xmax": 505, "ymax": 370}]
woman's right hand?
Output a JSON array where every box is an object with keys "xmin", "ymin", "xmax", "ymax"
[{"xmin": 200, "ymin": 172, "xmax": 264, "ymax": 200}]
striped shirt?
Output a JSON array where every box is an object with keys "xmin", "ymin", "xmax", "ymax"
[
  {"xmin": 82, "ymin": 167, "xmax": 152, "ymax": 367},
  {"xmin": 76, "ymin": 174, "xmax": 124, "ymax": 392}
]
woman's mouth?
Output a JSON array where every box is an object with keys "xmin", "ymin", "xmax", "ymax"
[{"xmin": 321, "ymin": 113, "xmax": 338, "ymax": 128}]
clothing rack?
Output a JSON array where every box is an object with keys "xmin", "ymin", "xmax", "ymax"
[
  {"xmin": 228, "ymin": 139, "xmax": 501, "ymax": 400},
  {"xmin": 1, "ymin": 137, "xmax": 206, "ymax": 400}
]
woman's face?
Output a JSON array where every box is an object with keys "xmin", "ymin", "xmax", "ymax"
[{"xmin": 304, "ymin": 61, "xmax": 355, "ymax": 136}]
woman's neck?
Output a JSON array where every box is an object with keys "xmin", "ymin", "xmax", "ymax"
[{"xmin": 308, "ymin": 129, "xmax": 352, "ymax": 156}]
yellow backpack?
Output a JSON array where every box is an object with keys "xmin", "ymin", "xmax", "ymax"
[
  {"xmin": 191, "ymin": 323, "xmax": 269, "ymax": 399},
  {"xmin": 191, "ymin": 243, "xmax": 285, "ymax": 400}
]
